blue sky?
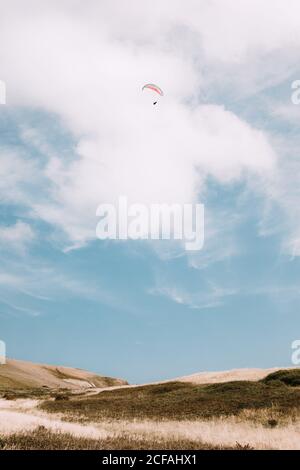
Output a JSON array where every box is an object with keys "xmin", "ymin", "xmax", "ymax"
[{"xmin": 1, "ymin": 1, "xmax": 300, "ymax": 383}]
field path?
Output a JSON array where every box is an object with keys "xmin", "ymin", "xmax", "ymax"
[{"xmin": 0, "ymin": 398, "xmax": 112, "ymax": 439}]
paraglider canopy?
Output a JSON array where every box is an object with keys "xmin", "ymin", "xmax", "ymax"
[{"xmin": 142, "ymin": 83, "xmax": 164, "ymax": 105}]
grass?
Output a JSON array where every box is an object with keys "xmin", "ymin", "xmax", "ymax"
[
  {"xmin": 262, "ymin": 369, "xmax": 300, "ymax": 387},
  {"xmin": 0, "ymin": 427, "xmax": 250, "ymax": 450},
  {"xmin": 0, "ymin": 387, "xmax": 74, "ymax": 401},
  {"xmin": 1, "ymin": 369, "xmax": 299, "ymax": 450},
  {"xmin": 40, "ymin": 370, "xmax": 300, "ymax": 423},
  {"xmin": 1, "ymin": 388, "xmax": 52, "ymax": 400}
]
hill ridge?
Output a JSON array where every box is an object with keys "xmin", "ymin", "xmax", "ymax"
[{"xmin": 0, "ymin": 358, "xmax": 128, "ymax": 390}]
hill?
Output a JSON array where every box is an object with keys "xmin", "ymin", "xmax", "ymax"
[
  {"xmin": 41, "ymin": 368, "xmax": 300, "ymax": 422},
  {"xmin": 0, "ymin": 358, "xmax": 128, "ymax": 390},
  {"xmin": 175, "ymin": 367, "xmax": 290, "ymax": 384}
]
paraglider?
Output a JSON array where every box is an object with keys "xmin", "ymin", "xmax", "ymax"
[{"xmin": 142, "ymin": 83, "xmax": 164, "ymax": 105}]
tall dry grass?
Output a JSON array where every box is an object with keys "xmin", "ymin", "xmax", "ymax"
[{"xmin": 1, "ymin": 401, "xmax": 300, "ymax": 450}]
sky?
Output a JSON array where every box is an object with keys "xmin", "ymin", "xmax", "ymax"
[{"xmin": 0, "ymin": 0, "xmax": 300, "ymax": 383}]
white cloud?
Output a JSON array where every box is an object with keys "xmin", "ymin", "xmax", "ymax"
[
  {"xmin": 0, "ymin": 273, "xmax": 23, "ymax": 287},
  {"xmin": 0, "ymin": 299, "xmax": 41, "ymax": 317},
  {"xmin": 0, "ymin": 150, "xmax": 38, "ymax": 205},
  {"xmin": 0, "ymin": 221, "xmax": 35, "ymax": 253},
  {"xmin": 188, "ymin": 208, "xmax": 242, "ymax": 269},
  {"xmin": 2, "ymin": 0, "xmax": 300, "ymax": 254},
  {"xmin": 0, "ymin": 254, "xmax": 135, "ymax": 316}
]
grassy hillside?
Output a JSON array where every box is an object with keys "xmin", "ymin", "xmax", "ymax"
[
  {"xmin": 0, "ymin": 359, "xmax": 128, "ymax": 391},
  {"xmin": 41, "ymin": 369, "xmax": 300, "ymax": 423},
  {"xmin": 1, "ymin": 368, "xmax": 299, "ymax": 450},
  {"xmin": 262, "ymin": 369, "xmax": 300, "ymax": 387}
]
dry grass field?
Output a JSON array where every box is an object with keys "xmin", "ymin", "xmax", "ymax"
[{"xmin": 0, "ymin": 364, "xmax": 300, "ymax": 450}]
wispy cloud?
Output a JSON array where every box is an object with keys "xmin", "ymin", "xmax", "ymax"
[
  {"xmin": 149, "ymin": 282, "xmax": 237, "ymax": 310},
  {"xmin": 0, "ymin": 221, "xmax": 36, "ymax": 253}
]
